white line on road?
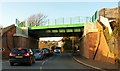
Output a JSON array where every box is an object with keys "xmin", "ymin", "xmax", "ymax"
[
  {"xmin": 40, "ymin": 59, "xmax": 48, "ymax": 70},
  {"xmin": 41, "ymin": 61, "xmax": 45, "ymax": 65},
  {"xmin": 41, "ymin": 56, "xmax": 54, "ymax": 65},
  {"xmin": 40, "ymin": 56, "xmax": 54, "ymax": 70},
  {"xmin": 42, "ymin": 59, "xmax": 48, "ymax": 65},
  {"xmin": 40, "ymin": 67, "xmax": 42, "ymax": 69}
]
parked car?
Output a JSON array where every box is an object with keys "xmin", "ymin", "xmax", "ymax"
[
  {"xmin": 32, "ymin": 49, "xmax": 44, "ymax": 60},
  {"xmin": 9, "ymin": 48, "xmax": 35, "ymax": 66},
  {"xmin": 54, "ymin": 49, "xmax": 61, "ymax": 54},
  {"xmin": 49, "ymin": 50, "xmax": 54, "ymax": 56},
  {"xmin": 41, "ymin": 48, "xmax": 51, "ymax": 57},
  {"xmin": 54, "ymin": 47, "xmax": 61, "ymax": 54}
]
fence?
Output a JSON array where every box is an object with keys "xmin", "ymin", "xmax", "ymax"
[
  {"xmin": 18, "ymin": 16, "xmax": 91, "ymax": 27},
  {"xmin": 46, "ymin": 16, "xmax": 91, "ymax": 26},
  {"xmin": 92, "ymin": 11, "xmax": 99, "ymax": 22}
]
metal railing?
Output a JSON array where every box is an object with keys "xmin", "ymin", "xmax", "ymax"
[
  {"xmin": 92, "ymin": 11, "xmax": 99, "ymax": 22},
  {"xmin": 18, "ymin": 16, "xmax": 92, "ymax": 27},
  {"xmin": 46, "ymin": 16, "xmax": 91, "ymax": 26}
]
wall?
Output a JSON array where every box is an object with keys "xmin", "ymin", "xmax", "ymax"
[
  {"xmin": 39, "ymin": 41, "xmax": 49, "ymax": 49},
  {"xmin": 99, "ymin": 7, "xmax": 120, "ymax": 64},
  {"xmin": 16, "ymin": 27, "xmax": 28, "ymax": 36},
  {"xmin": 99, "ymin": 16, "xmax": 112, "ymax": 34},
  {"xmin": 14, "ymin": 36, "xmax": 38, "ymax": 49},
  {"xmin": 80, "ymin": 23, "xmax": 98, "ymax": 59},
  {"xmin": 14, "ymin": 26, "xmax": 38, "ymax": 49},
  {"xmin": 2, "ymin": 25, "xmax": 38, "ymax": 59},
  {"xmin": 79, "ymin": 36, "xmax": 87, "ymax": 58},
  {"xmin": 87, "ymin": 32, "xmax": 98, "ymax": 60},
  {"xmin": 95, "ymin": 32, "xmax": 115, "ymax": 64},
  {"xmin": 80, "ymin": 32, "xmax": 98, "ymax": 59},
  {"xmin": 95, "ymin": 21, "xmax": 115, "ymax": 64},
  {"xmin": 39, "ymin": 41, "xmax": 58, "ymax": 49},
  {"xmin": 80, "ymin": 21, "xmax": 116, "ymax": 64},
  {"xmin": 2, "ymin": 25, "xmax": 16, "ymax": 59},
  {"xmin": 99, "ymin": 7, "xmax": 119, "ymax": 19},
  {"xmin": 118, "ymin": 4, "xmax": 120, "ymax": 62}
]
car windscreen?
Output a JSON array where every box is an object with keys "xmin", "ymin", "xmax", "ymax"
[
  {"xmin": 12, "ymin": 49, "xmax": 27, "ymax": 54},
  {"xmin": 35, "ymin": 50, "xmax": 41, "ymax": 53}
]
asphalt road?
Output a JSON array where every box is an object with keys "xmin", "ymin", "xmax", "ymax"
[{"xmin": 2, "ymin": 53, "xmax": 97, "ymax": 71}]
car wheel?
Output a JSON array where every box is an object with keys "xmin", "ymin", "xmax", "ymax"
[
  {"xmin": 32, "ymin": 58, "xmax": 35, "ymax": 63},
  {"xmin": 28, "ymin": 58, "xmax": 32, "ymax": 66},
  {"xmin": 40, "ymin": 57, "xmax": 42, "ymax": 60},
  {"xmin": 28, "ymin": 62, "xmax": 32, "ymax": 66},
  {"xmin": 10, "ymin": 62, "xmax": 14, "ymax": 66}
]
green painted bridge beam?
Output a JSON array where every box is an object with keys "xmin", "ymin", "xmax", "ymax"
[{"xmin": 28, "ymin": 23, "xmax": 84, "ymax": 30}]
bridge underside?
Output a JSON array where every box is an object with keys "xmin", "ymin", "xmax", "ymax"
[{"xmin": 28, "ymin": 27, "xmax": 84, "ymax": 39}]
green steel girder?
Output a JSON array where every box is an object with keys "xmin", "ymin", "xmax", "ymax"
[
  {"xmin": 28, "ymin": 26, "xmax": 84, "ymax": 38},
  {"xmin": 28, "ymin": 23, "xmax": 84, "ymax": 30}
]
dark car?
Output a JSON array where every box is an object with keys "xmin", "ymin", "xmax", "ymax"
[
  {"xmin": 41, "ymin": 48, "xmax": 51, "ymax": 57},
  {"xmin": 54, "ymin": 49, "xmax": 61, "ymax": 54},
  {"xmin": 54, "ymin": 47, "xmax": 61, "ymax": 54},
  {"xmin": 9, "ymin": 48, "xmax": 35, "ymax": 66},
  {"xmin": 32, "ymin": 49, "xmax": 44, "ymax": 60}
]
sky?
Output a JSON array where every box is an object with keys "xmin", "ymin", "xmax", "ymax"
[
  {"xmin": 40, "ymin": 37, "xmax": 63, "ymax": 41},
  {"xmin": 0, "ymin": 0, "xmax": 120, "ymax": 2},
  {"xmin": 0, "ymin": 1, "xmax": 119, "ymax": 27}
]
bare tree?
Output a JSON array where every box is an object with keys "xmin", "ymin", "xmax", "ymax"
[{"xmin": 27, "ymin": 13, "xmax": 47, "ymax": 26}]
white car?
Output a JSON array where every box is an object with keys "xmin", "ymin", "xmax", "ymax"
[{"xmin": 54, "ymin": 49, "xmax": 61, "ymax": 53}]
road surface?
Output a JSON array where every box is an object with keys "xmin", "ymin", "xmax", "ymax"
[{"xmin": 2, "ymin": 53, "xmax": 99, "ymax": 71}]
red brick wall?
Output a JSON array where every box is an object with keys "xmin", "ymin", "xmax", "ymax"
[
  {"xmin": 99, "ymin": 7, "xmax": 119, "ymax": 19},
  {"xmin": 118, "ymin": 6, "xmax": 120, "ymax": 61},
  {"xmin": 14, "ymin": 36, "xmax": 38, "ymax": 49},
  {"xmin": 79, "ymin": 32, "xmax": 98, "ymax": 59},
  {"xmin": 2, "ymin": 26, "xmax": 16, "ymax": 59},
  {"xmin": 80, "ymin": 22, "xmax": 116, "ymax": 64},
  {"xmin": 87, "ymin": 32, "xmax": 98, "ymax": 60},
  {"xmin": 95, "ymin": 22, "xmax": 116, "ymax": 64},
  {"xmin": 2, "ymin": 26, "xmax": 38, "ymax": 59}
]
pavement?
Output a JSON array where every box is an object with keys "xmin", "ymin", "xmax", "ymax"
[{"xmin": 73, "ymin": 54, "xmax": 119, "ymax": 71}]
